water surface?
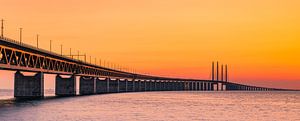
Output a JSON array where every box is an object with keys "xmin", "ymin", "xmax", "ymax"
[{"xmin": 0, "ymin": 91, "xmax": 299, "ymax": 121}]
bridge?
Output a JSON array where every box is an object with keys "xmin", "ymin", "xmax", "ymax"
[{"xmin": 0, "ymin": 23, "xmax": 286, "ymax": 99}]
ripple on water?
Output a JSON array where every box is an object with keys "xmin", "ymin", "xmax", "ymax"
[{"xmin": 0, "ymin": 91, "xmax": 299, "ymax": 121}]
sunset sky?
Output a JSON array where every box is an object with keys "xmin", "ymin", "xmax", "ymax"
[{"xmin": 0, "ymin": 0, "xmax": 299, "ymax": 89}]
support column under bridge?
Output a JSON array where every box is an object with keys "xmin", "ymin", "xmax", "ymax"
[
  {"xmin": 55, "ymin": 75, "xmax": 76, "ymax": 96},
  {"xmin": 96, "ymin": 78, "xmax": 109, "ymax": 93},
  {"xmin": 127, "ymin": 80, "xmax": 134, "ymax": 92},
  {"xmin": 119, "ymin": 79, "xmax": 127, "ymax": 92},
  {"xmin": 109, "ymin": 79, "xmax": 119, "ymax": 93},
  {"xmin": 14, "ymin": 71, "xmax": 44, "ymax": 99},
  {"xmin": 80, "ymin": 76, "xmax": 96, "ymax": 95}
]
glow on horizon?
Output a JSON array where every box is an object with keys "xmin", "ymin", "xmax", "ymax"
[{"xmin": 0, "ymin": 0, "xmax": 300, "ymax": 89}]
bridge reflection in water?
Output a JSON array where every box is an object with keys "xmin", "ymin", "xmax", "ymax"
[{"xmin": 0, "ymin": 36, "xmax": 282, "ymax": 99}]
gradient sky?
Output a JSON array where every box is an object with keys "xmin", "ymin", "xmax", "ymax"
[{"xmin": 0, "ymin": 0, "xmax": 300, "ymax": 89}]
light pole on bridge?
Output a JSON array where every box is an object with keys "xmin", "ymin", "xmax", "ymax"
[
  {"xmin": 70, "ymin": 48, "xmax": 72, "ymax": 59},
  {"xmin": 50, "ymin": 40, "xmax": 52, "ymax": 52},
  {"xmin": 19, "ymin": 28, "xmax": 23, "ymax": 44},
  {"xmin": 60, "ymin": 44, "xmax": 63, "ymax": 56},
  {"xmin": 36, "ymin": 34, "xmax": 39, "ymax": 48},
  {"xmin": 90, "ymin": 56, "xmax": 91, "ymax": 64},
  {"xmin": 77, "ymin": 50, "xmax": 80, "ymax": 60},
  {"xmin": 1, "ymin": 19, "xmax": 4, "ymax": 37}
]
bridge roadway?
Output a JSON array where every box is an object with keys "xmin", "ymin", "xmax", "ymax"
[{"xmin": 0, "ymin": 36, "xmax": 282, "ymax": 99}]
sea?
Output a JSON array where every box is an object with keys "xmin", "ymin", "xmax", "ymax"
[{"xmin": 0, "ymin": 90, "xmax": 299, "ymax": 121}]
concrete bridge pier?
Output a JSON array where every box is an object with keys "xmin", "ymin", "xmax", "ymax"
[
  {"xmin": 55, "ymin": 74, "xmax": 76, "ymax": 96},
  {"xmin": 200, "ymin": 82, "xmax": 203, "ymax": 91},
  {"xmin": 198, "ymin": 82, "xmax": 201, "ymax": 91},
  {"xmin": 146, "ymin": 80, "xmax": 150, "ymax": 91},
  {"xmin": 145, "ymin": 80, "xmax": 149, "ymax": 91},
  {"xmin": 182, "ymin": 81, "xmax": 186, "ymax": 90},
  {"xmin": 216, "ymin": 82, "xmax": 219, "ymax": 91},
  {"xmin": 164, "ymin": 81, "xmax": 168, "ymax": 91},
  {"xmin": 143, "ymin": 80, "xmax": 147, "ymax": 91},
  {"xmin": 205, "ymin": 82, "xmax": 208, "ymax": 91},
  {"xmin": 125, "ymin": 79, "xmax": 128, "ymax": 92},
  {"xmin": 165, "ymin": 81, "xmax": 170, "ymax": 91},
  {"xmin": 213, "ymin": 83, "xmax": 217, "ymax": 91},
  {"xmin": 132, "ymin": 80, "xmax": 136, "ymax": 91},
  {"xmin": 167, "ymin": 81, "xmax": 171, "ymax": 91},
  {"xmin": 119, "ymin": 79, "xmax": 127, "ymax": 92},
  {"xmin": 161, "ymin": 81, "xmax": 166, "ymax": 91},
  {"xmin": 183, "ymin": 81, "xmax": 187, "ymax": 90},
  {"xmin": 135, "ymin": 80, "xmax": 141, "ymax": 91},
  {"xmin": 171, "ymin": 81, "xmax": 175, "ymax": 91},
  {"xmin": 223, "ymin": 83, "xmax": 226, "ymax": 91},
  {"xmin": 208, "ymin": 82, "xmax": 214, "ymax": 91},
  {"xmin": 96, "ymin": 78, "xmax": 108, "ymax": 94},
  {"xmin": 127, "ymin": 80, "xmax": 134, "ymax": 92},
  {"xmin": 152, "ymin": 80, "xmax": 156, "ymax": 91},
  {"xmin": 154, "ymin": 80, "xmax": 158, "ymax": 91},
  {"xmin": 80, "ymin": 76, "xmax": 95, "ymax": 95},
  {"xmin": 176, "ymin": 81, "xmax": 181, "ymax": 91},
  {"xmin": 168, "ymin": 81, "xmax": 172, "ymax": 91},
  {"xmin": 207, "ymin": 82, "xmax": 210, "ymax": 91},
  {"xmin": 208, "ymin": 82, "xmax": 212, "ymax": 91},
  {"xmin": 218, "ymin": 83, "xmax": 223, "ymax": 91},
  {"xmin": 189, "ymin": 82, "xmax": 193, "ymax": 91},
  {"xmin": 192, "ymin": 81, "xmax": 196, "ymax": 91},
  {"xmin": 220, "ymin": 83, "xmax": 224, "ymax": 91},
  {"xmin": 172, "ymin": 81, "xmax": 176, "ymax": 91},
  {"xmin": 149, "ymin": 80, "xmax": 154, "ymax": 91},
  {"xmin": 141, "ymin": 80, "xmax": 146, "ymax": 91},
  {"xmin": 179, "ymin": 81, "xmax": 184, "ymax": 91},
  {"xmin": 159, "ymin": 81, "xmax": 164, "ymax": 91},
  {"xmin": 173, "ymin": 81, "xmax": 177, "ymax": 91},
  {"xmin": 150, "ymin": 80, "xmax": 155, "ymax": 91},
  {"xmin": 109, "ymin": 79, "xmax": 119, "ymax": 93},
  {"xmin": 206, "ymin": 82, "xmax": 209, "ymax": 91},
  {"xmin": 194, "ymin": 82, "xmax": 197, "ymax": 91},
  {"xmin": 14, "ymin": 71, "xmax": 44, "ymax": 99},
  {"xmin": 162, "ymin": 81, "xmax": 167, "ymax": 91},
  {"xmin": 155, "ymin": 80, "xmax": 160, "ymax": 91},
  {"xmin": 184, "ymin": 82, "xmax": 188, "ymax": 90}
]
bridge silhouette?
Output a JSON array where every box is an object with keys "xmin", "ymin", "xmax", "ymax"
[{"xmin": 0, "ymin": 21, "xmax": 287, "ymax": 99}]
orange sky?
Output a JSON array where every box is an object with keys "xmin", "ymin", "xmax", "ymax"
[{"xmin": 0, "ymin": 0, "xmax": 300, "ymax": 89}]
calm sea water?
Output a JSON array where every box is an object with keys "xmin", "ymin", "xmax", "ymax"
[{"xmin": 0, "ymin": 90, "xmax": 299, "ymax": 121}]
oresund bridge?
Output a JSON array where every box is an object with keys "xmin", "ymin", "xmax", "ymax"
[{"xmin": 0, "ymin": 22, "xmax": 286, "ymax": 99}]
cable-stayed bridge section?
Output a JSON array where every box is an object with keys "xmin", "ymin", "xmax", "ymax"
[{"xmin": 0, "ymin": 36, "xmax": 283, "ymax": 99}]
